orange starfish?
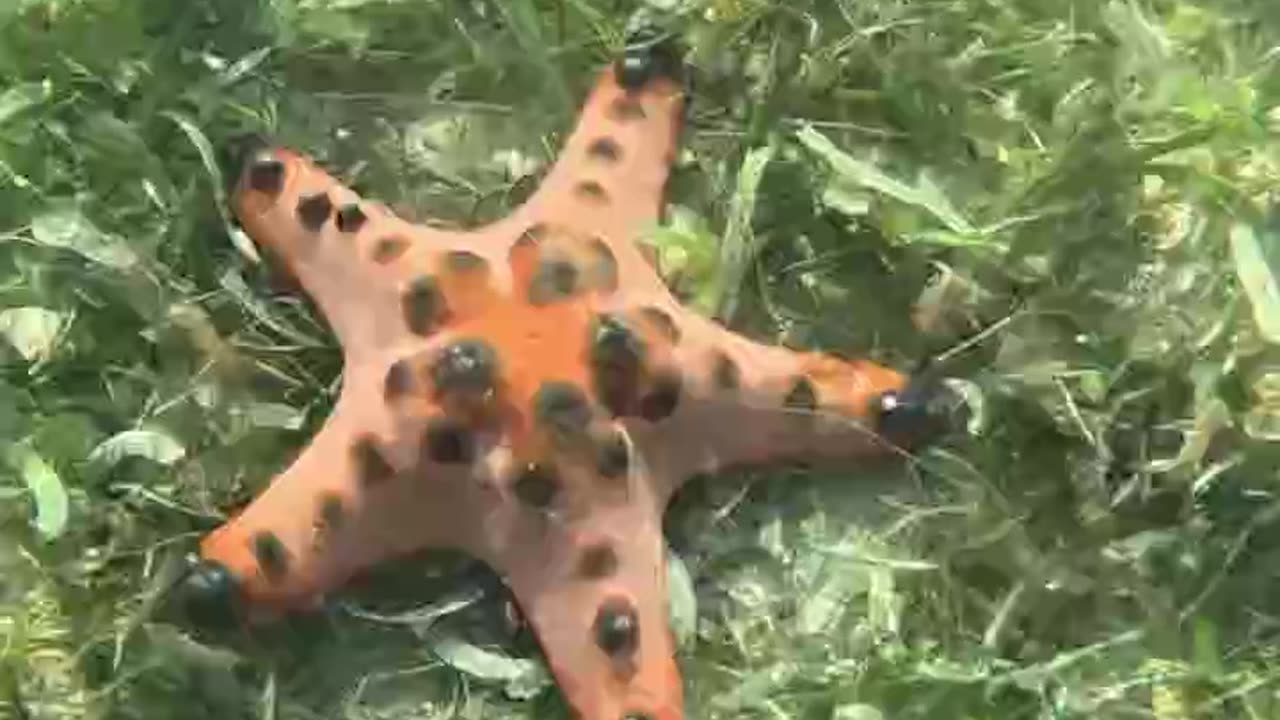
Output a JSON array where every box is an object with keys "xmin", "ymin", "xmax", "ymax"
[{"xmin": 173, "ymin": 30, "xmax": 959, "ymax": 720}]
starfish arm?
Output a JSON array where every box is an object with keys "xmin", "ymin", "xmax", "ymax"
[
  {"xmin": 509, "ymin": 61, "xmax": 687, "ymax": 299},
  {"xmin": 230, "ymin": 146, "xmax": 485, "ymax": 357},
  {"xmin": 196, "ymin": 363, "xmax": 480, "ymax": 612},
  {"xmin": 633, "ymin": 311, "xmax": 915, "ymax": 494},
  {"xmin": 477, "ymin": 459, "xmax": 683, "ymax": 720}
]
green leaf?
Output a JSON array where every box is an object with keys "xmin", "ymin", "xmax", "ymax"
[
  {"xmin": 218, "ymin": 268, "xmax": 324, "ymax": 348},
  {"xmin": 711, "ymin": 661, "xmax": 794, "ymax": 712},
  {"xmin": 162, "ymin": 111, "xmax": 260, "ymax": 263},
  {"xmin": 81, "ymin": 112, "xmax": 158, "ymax": 167},
  {"xmin": 834, "ymin": 705, "xmax": 886, "ymax": 720},
  {"xmin": 0, "ymin": 82, "xmax": 46, "ymax": 127},
  {"xmin": 944, "ymin": 378, "xmax": 987, "ymax": 437},
  {"xmin": 430, "ymin": 634, "xmax": 532, "ymax": 680},
  {"xmin": 87, "ymin": 430, "xmax": 187, "ymax": 469},
  {"xmin": 714, "ymin": 141, "xmax": 778, "ymax": 319},
  {"xmin": 426, "ymin": 633, "xmax": 550, "ymax": 699},
  {"xmin": 1102, "ymin": 0, "xmax": 1171, "ymax": 67},
  {"xmin": 643, "ymin": 205, "xmax": 722, "ymax": 312},
  {"xmin": 0, "ymin": 307, "xmax": 66, "ymax": 362},
  {"xmin": 500, "ymin": 659, "xmax": 553, "ymax": 701},
  {"xmin": 162, "ymin": 111, "xmax": 223, "ymax": 204},
  {"xmin": 12, "ymin": 444, "xmax": 69, "ymax": 541},
  {"xmin": 1229, "ymin": 220, "xmax": 1280, "ymax": 344},
  {"xmin": 216, "ymin": 46, "xmax": 273, "ymax": 86},
  {"xmin": 244, "ymin": 402, "xmax": 305, "ymax": 431},
  {"xmin": 494, "ymin": 0, "xmax": 569, "ymax": 111},
  {"xmin": 821, "ymin": 182, "xmax": 871, "ymax": 219},
  {"xmin": 80, "ymin": 111, "xmax": 176, "ymax": 208},
  {"xmin": 1191, "ymin": 616, "xmax": 1224, "ymax": 677},
  {"xmin": 29, "ymin": 204, "xmax": 139, "ymax": 270},
  {"xmin": 797, "ymin": 124, "xmax": 976, "ymax": 236},
  {"xmin": 666, "ymin": 545, "xmax": 697, "ymax": 649},
  {"xmin": 796, "ymin": 556, "xmax": 859, "ymax": 635},
  {"xmin": 343, "ymin": 586, "xmax": 483, "ymax": 630}
]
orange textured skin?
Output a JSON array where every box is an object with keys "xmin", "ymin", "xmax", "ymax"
[{"xmin": 200, "ymin": 63, "xmax": 915, "ymax": 720}]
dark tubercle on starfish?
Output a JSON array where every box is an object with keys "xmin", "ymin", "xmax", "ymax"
[
  {"xmin": 296, "ymin": 192, "xmax": 332, "ymax": 231},
  {"xmin": 250, "ymin": 531, "xmax": 290, "ymax": 582},
  {"xmin": 594, "ymin": 428, "xmax": 630, "ymax": 479},
  {"xmin": 586, "ymin": 237, "xmax": 620, "ymax": 293},
  {"xmin": 246, "ymin": 152, "xmax": 284, "ymax": 194},
  {"xmin": 533, "ymin": 380, "xmax": 595, "ymax": 445},
  {"xmin": 352, "ymin": 435, "xmax": 395, "ymax": 486},
  {"xmin": 528, "ymin": 256, "xmax": 582, "ymax": 305},
  {"xmin": 430, "ymin": 338, "xmax": 499, "ymax": 405},
  {"xmin": 711, "ymin": 350, "xmax": 741, "ymax": 391},
  {"xmin": 594, "ymin": 595, "xmax": 640, "ymax": 659},
  {"xmin": 383, "ymin": 358, "xmax": 413, "ymax": 400},
  {"xmin": 638, "ymin": 369, "xmax": 682, "ymax": 422},
  {"xmin": 174, "ymin": 25, "xmax": 962, "ymax": 720},
  {"xmin": 402, "ymin": 276, "xmax": 447, "ymax": 336},
  {"xmin": 371, "ymin": 235, "xmax": 408, "ymax": 264},
  {"xmin": 335, "ymin": 203, "xmax": 367, "ymax": 233},
  {"xmin": 783, "ymin": 376, "xmax": 819, "ymax": 412},
  {"xmin": 422, "ymin": 415, "xmax": 474, "ymax": 465},
  {"xmin": 316, "ymin": 492, "xmax": 345, "ymax": 532},
  {"xmin": 588, "ymin": 137, "xmax": 623, "ymax": 162}
]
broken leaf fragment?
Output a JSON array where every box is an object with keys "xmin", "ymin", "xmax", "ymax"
[
  {"xmin": 0, "ymin": 307, "xmax": 66, "ymax": 362},
  {"xmin": 1229, "ymin": 219, "xmax": 1280, "ymax": 345},
  {"xmin": 10, "ymin": 444, "xmax": 69, "ymax": 541},
  {"xmin": 86, "ymin": 429, "xmax": 187, "ymax": 470},
  {"xmin": 1145, "ymin": 362, "xmax": 1232, "ymax": 473},
  {"xmin": 797, "ymin": 124, "xmax": 975, "ymax": 236},
  {"xmin": 1243, "ymin": 371, "xmax": 1280, "ymax": 442}
]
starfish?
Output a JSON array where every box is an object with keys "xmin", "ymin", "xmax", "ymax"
[{"xmin": 172, "ymin": 31, "xmax": 959, "ymax": 720}]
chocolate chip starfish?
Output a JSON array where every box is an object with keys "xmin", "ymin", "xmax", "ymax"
[{"xmin": 172, "ymin": 33, "xmax": 958, "ymax": 720}]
